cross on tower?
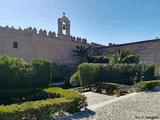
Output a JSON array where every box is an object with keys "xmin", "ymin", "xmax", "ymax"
[{"xmin": 63, "ymin": 12, "xmax": 65, "ymax": 16}]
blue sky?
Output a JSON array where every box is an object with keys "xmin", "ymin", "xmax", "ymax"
[{"xmin": 0, "ymin": 0, "xmax": 160, "ymax": 45}]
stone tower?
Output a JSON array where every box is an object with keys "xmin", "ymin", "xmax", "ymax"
[{"xmin": 58, "ymin": 12, "xmax": 70, "ymax": 36}]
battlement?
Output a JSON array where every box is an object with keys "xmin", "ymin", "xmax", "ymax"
[
  {"xmin": 71, "ymin": 36, "xmax": 87, "ymax": 44},
  {"xmin": 0, "ymin": 25, "xmax": 89, "ymax": 45},
  {"xmin": 0, "ymin": 25, "xmax": 56, "ymax": 37}
]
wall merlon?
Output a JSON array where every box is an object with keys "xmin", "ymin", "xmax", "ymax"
[
  {"xmin": 82, "ymin": 38, "xmax": 87, "ymax": 44},
  {"xmin": 69, "ymin": 36, "xmax": 89, "ymax": 44},
  {"xmin": 76, "ymin": 37, "xmax": 82, "ymax": 42},
  {"xmin": 48, "ymin": 31, "xmax": 56, "ymax": 38},
  {"xmin": 32, "ymin": 28, "xmax": 37, "ymax": 34},
  {"xmin": 23, "ymin": 27, "xmax": 34, "ymax": 34},
  {"xmin": 38, "ymin": 29, "xmax": 47, "ymax": 36},
  {"xmin": 71, "ymin": 36, "xmax": 76, "ymax": 41}
]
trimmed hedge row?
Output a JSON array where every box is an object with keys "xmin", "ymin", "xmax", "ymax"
[
  {"xmin": 135, "ymin": 80, "xmax": 160, "ymax": 91},
  {"xmin": 0, "ymin": 98, "xmax": 71, "ymax": 120},
  {"xmin": 0, "ymin": 56, "xmax": 33, "ymax": 89},
  {"xmin": 0, "ymin": 87, "xmax": 87, "ymax": 120},
  {"xmin": 0, "ymin": 88, "xmax": 41, "ymax": 105},
  {"xmin": 0, "ymin": 56, "xmax": 51, "ymax": 89},
  {"xmin": 52, "ymin": 64, "xmax": 70, "ymax": 82},
  {"xmin": 32, "ymin": 58, "xmax": 52, "ymax": 88},
  {"xmin": 0, "ymin": 56, "xmax": 70, "ymax": 89},
  {"xmin": 77, "ymin": 63, "xmax": 155, "ymax": 86},
  {"xmin": 43, "ymin": 87, "xmax": 87, "ymax": 112}
]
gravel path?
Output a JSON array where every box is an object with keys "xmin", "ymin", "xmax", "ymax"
[
  {"xmin": 82, "ymin": 92, "xmax": 160, "ymax": 120},
  {"xmin": 57, "ymin": 92, "xmax": 160, "ymax": 120},
  {"xmin": 82, "ymin": 92, "xmax": 116, "ymax": 106},
  {"xmin": 56, "ymin": 92, "xmax": 115, "ymax": 120}
]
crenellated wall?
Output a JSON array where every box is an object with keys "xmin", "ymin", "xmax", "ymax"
[
  {"xmin": 0, "ymin": 26, "xmax": 88, "ymax": 43},
  {"xmin": 96, "ymin": 39, "xmax": 160, "ymax": 76},
  {"xmin": 0, "ymin": 25, "xmax": 91, "ymax": 65},
  {"xmin": 1, "ymin": 25, "xmax": 159, "ymax": 76}
]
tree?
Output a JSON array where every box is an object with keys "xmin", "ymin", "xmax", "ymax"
[
  {"xmin": 72, "ymin": 46, "xmax": 91, "ymax": 62},
  {"xmin": 109, "ymin": 49, "xmax": 139, "ymax": 64}
]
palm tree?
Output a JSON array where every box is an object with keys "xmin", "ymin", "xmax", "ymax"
[
  {"xmin": 109, "ymin": 49, "xmax": 139, "ymax": 64},
  {"xmin": 72, "ymin": 46, "xmax": 91, "ymax": 62}
]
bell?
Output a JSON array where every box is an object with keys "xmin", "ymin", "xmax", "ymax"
[{"xmin": 62, "ymin": 25, "xmax": 66, "ymax": 29}]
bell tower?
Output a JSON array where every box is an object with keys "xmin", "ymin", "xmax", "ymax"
[{"xmin": 58, "ymin": 12, "xmax": 70, "ymax": 36}]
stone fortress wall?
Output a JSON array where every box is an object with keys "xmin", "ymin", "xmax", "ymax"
[
  {"xmin": 0, "ymin": 25, "xmax": 89, "ymax": 65},
  {"xmin": 0, "ymin": 13, "xmax": 102, "ymax": 66},
  {"xmin": 97, "ymin": 39, "xmax": 160, "ymax": 76}
]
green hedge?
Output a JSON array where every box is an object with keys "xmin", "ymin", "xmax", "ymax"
[
  {"xmin": 0, "ymin": 98, "xmax": 71, "ymax": 120},
  {"xmin": 135, "ymin": 80, "xmax": 160, "ymax": 91},
  {"xmin": 52, "ymin": 64, "xmax": 70, "ymax": 82},
  {"xmin": 0, "ymin": 88, "xmax": 41, "ymax": 105},
  {"xmin": 32, "ymin": 58, "xmax": 51, "ymax": 87},
  {"xmin": 0, "ymin": 87, "xmax": 87, "ymax": 120},
  {"xmin": 78, "ymin": 63, "xmax": 155, "ymax": 86},
  {"xmin": 0, "ymin": 56, "xmax": 52, "ymax": 89},
  {"xmin": 0, "ymin": 56, "xmax": 70, "ymax": 89},
  {"xmin": 79, "ymin": 63, "xmax": 100, "ymax": 87},
  {"xmin": 43, "ymin": 87, "xmax": 87, "ymax": 113},
  {"xmin": 0, "ymin": 56, "xmax": 32, "ymax": 89}
]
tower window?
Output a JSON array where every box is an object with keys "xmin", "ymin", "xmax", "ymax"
[
  {"xmin": 62, "ymin": 29, "xmax": 67, "ymax": 35},
  {"xmin": 13, "ymin": 41, "xmax": 18, "ymax": 48},
  {"xmin": 62, "ymin": 22, "xmax": 66, "ymax": 29}
]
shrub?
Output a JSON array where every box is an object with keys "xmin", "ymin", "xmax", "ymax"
[
  {"xmin": 78, "ymin": 63, "xmax": 155, "ymax": 87},
  {"xmin": 79, "ymin": 63, "xmax": 100, "ymax": 87},
  {"xmin": 31, "ymin": 58, "xmax": 52, "ymax": 87},
  {"xmin": 42, "ymin": 87, "xmax": 87, "ymax": 113},
  {"xmin": 0, "ymin": 88, "xmax": 40, "ymax": 105},
  {"xmin": 0, "ymin": 87, "xmax": 87, "ymax": 120},
  {"xmin": 135, "ymin": 80, "xmax": 160, "ymax": 91},
  {"xmin": 70, "ymin": 71, "xmax": 80, "ymax": 86},
  {"xmin": 0, "ymin": 56, "xmax": 32, "ymax": 89},
  {"xmin": 108, "ymin": 48, "xmax": 139, "ymax": 64},
  {"xmin": 138, "ymin": 63, "xmax": 155, "ymax": 80},
  {"xmin": 0, "ymin": 98, "xmax": 71, "ymax": 120},
  {"xmin": 52, "ymin": 64, "xmax": 70, "ymax": 82},
  {"xmin": 0, "ymin": 56, "xmax": 70, "ymax": 89},
  {"xmin": 88, "ymin": 56, "xmax": 109, "ymax": 63}
]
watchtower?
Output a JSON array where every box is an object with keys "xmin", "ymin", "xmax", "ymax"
[{"xmin": 58, "ymin": 12, "xmax": 70, "ymax": 36}]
